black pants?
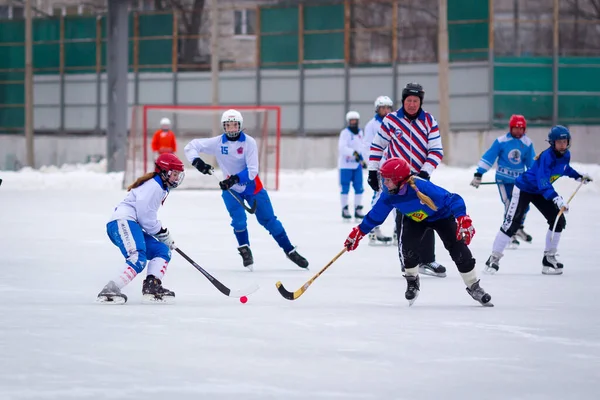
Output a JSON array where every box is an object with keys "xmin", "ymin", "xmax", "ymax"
[
  {"xmin": 501, "ymin": 186, "xmax": 565, "ymax": 237},
  {"xmin": 396, "ymin": 212, "xmax": 436, "ymax": 264},
  {"xmin": 398, "ymin": 215, "xmax": 475, "ymax": 273}
]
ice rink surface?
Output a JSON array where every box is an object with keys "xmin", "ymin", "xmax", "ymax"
[{"xmin": 1, "ymin": 162, "xmax": 600, "ymax": 400}]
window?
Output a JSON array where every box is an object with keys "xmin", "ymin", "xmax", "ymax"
[
  {"xmin": 234, "ymin": 9, "xmax": 256, "ymax": 36},
  {"xmin": 12, "ymin": 6, "xmax": 23, "ymax": 19},
  {"xmin": 0, "ymin": 6, "xmax": 9, "ymax": 20}
]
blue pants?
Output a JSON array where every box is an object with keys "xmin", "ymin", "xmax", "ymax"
[
  {"xmin": 498, "ymin": 183, "xmax": 528, "ymax": 226},
  {"xmin": 106, "ymin": 220, "xmax": 171, "ymax": 274},
  {"xmin": 222, "ymin": 188, "xmax": 293, "ymax": 252},
  {"xmin": 340, "ymin": 167, "xmax": 364, "ymax": 195}
]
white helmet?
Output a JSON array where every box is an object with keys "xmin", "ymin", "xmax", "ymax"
[
  {"xmin": 374, "ymin": 96, "xmax": 393, "ymax": 111},
  {"xmin": 345, "ymin": 111, "xmax": 360, "ymax": 122},
  {"xmin": 160, "ymin": 117, "xmax": 171, "ymax": 128},
  {"xmin": 221, "ymin": 109, "xmax": 244, "ymax": 138}
]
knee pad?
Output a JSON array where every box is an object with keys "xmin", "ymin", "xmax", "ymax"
[
  {"xmin": 231, "ymin": 219, "xmax": 247, "ymax": 232},
  {"xmin": 263, "ymin": 217, "xmax": 284, "ymax": 236},
  {"xmin": 126, "ymin": 251, "xmax": 147, "ymax": 274},
  {"xmin": 340, "ymin": 183, "xmax": 350, "ymax": 195},
  {"xmin": 456, "ymin": 257, "xmax": 476, "ymax": 274},
  {"xmin": 552, "ymin": 214, "xmax": 566, "ymax": 232}
]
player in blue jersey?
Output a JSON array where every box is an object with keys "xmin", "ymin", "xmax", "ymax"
[
  {"xmin": 485, "ymin": 125, "xmax": 593, "ymax": 275},
  {"xmin": 97, "ymin": 153, "xmax": 185, "ymax": 304},
  {"xmin": 471, "ymin": 115, "xmax": 536, "ymax": 248},
  {"xmin": 363, "ymin": 95, "xmax": 394, "ymax": 245},
  {"xmin": 344, "ymin": 157, "xmax": 493, "ymax": 307},
  {"xmin": 338, "ymin": 111, "xmax": 366, "ymax": 220},
  {"xmin": 184, "ymin": 109, "xmax": 309, "ymax": 271}
]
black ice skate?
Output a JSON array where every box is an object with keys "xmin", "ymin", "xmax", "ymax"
[
  {"xmin": 404, "ymin": 274, "xmax": 420, "ymax": 306},
  {"xmin": 354, "ymin": 205, "xmax": 365, "ymax": 220},
  {"xmin": 515, "ymin": 226, "xmax": 533, "ymax": 243},
  {"xmin": 142, "ymin": 275, "xmax": 175, "ymax": 303},
  {"xmin": 286, "ymin": 248, "xmax": 309, "ymax": 269},
  {"xmin": 96, "ymin": 281, "xmax": 127, "ymax": 304},
  {"xmin": 484, "ymin": 253, "xmax": 502, "ymax": 275},
  {"xmin": 466, "ymin": 280, "xmax": 493, "ymax": 306},
  {"xmin": 342, "ymin": 206, "xmax": 352, "ymax": 221},
  {"xmin": 418, "ymin": 262, "xmax": 447, "ymax": 278},
  {"xmin": 542, "ymin": 251, "xmax": 563, "ymax": 275},
  {"xmin": 368, "ymin": 227, "xmax": 393, "ymax": 246},
  {"xmin": 238, "ymin": 244, "xmax": 254, "ymax": 271},
  {"xmin": 507, "ymin": 236, "xmax": 520, "ymax": 250}
]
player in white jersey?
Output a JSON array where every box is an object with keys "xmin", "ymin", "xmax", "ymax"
[
  {"xmin": 184, "ymin": 109, "xmax": 308, "ymax": 271},
  {"xmin": 97, "ymin": 153, "xmax": 185, "ymax": 304},
  {"xmin": 338, "ymin": 111, "xmax": 366, "ymax": 220},
  {"xmin": 363, "ymin": 95, "xmax": 394, "ymax": 245}
]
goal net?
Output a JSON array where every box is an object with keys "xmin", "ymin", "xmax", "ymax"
[{"xmin": 127, "ymin": 105, "xmax": 281, "ymax": 191}]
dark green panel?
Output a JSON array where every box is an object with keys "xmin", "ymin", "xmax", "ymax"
[
  {"xmin": 260, "ymin": 35, "xmax": 298, "ymax": 68},
  {"xmin": 260, "ymin": 7, "xmax": 298, "ymax": 34},
  {"xmin": 0, "ymin": 107, "xmax": 24, "ymax": 131},
  {"xmin": 138, "ymin": 13, "xmax": 172, "ymax": 70},
  {"xmin": 448, "ymin": 0, "xmax": 487, "ymax": 20},
  {"xmin": 558, "ymin": 95, "xmax": 600, "ymax": 123},
  {"xmin": 493, "ymin": 94, "xmax": 553, "ymax": 124},
  {"xmin": 304, "ymin": 4, "xmax": 343, "ymax": 30},
  {"xmin": 64, "ymin": 17, "xmax": 98, "ymax": 73},
  {"xmin": 0, "ymin": 82, "xmax": 25, "ymax": 130},
  {"xmin": 33, "ymin": 18, "xmax": 60, "ymax": 73},
  {"xmin": 558, "ymin": 57, "xmax": 600, "ymax": 92},
  {"xmin": 0, "ymin": 20, "xmax": 24, "ymax": 43},
  {"xmin": 494, "ymin": 67, "xmax": 553, "ymax": 92},
  {"xmin": 448, "ymin": 0, "xmax": 488, "ymax": 61}
]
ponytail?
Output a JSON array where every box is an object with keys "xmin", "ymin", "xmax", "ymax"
[
  {"xmin": 127, "ymin": 172, "xmax": 157, "ymax": 191},
  {"xmin": 407, "ymin": 176, "xmax": 438, "ymax": 211}
]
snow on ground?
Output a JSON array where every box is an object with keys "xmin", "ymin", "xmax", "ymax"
[{"xmin": 1, "ymin": 162, "xmax": 599, "ymax": 400}]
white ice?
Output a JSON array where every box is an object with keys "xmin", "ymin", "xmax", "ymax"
[{"xmin": 1, "ymin": 162, "xmax": 600, "ymax": 400}]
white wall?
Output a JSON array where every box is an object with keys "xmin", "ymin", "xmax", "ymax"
[{"xmin": 2, "ymin": 125, "xmax": 598, "ymax": 171}]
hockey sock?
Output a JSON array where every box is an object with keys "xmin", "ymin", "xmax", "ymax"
[
  {"xmin": 354, "ymin": 193, "xmax": 363, "ymax": 209},
  {"xmin": 404, "ymin": 266, "xmax": 419, "ymax": 277},
  {"xmin": 115, "ymin": 264, "xmax": 139, "ymax": 289},
  {"xmin": 341, "ymin": 193, "xmax": 349, "ymax": 209},
  {"xmin": 545, "ymin": 230, "xmax": 561, "ymax": 252},
  {"xmin": 273, "ymin": 231, "xmax": 294, "ymax": 253},
  {"xmin": 146, "ymin": 257, "xmax": 168, "ymax": 280},
  {"xmin": 492, "ymin": 231, "xmax": 512, "ymax": 255},
  {"xmin": 234, "ymin": 229, "xmax": 250, "ymax": 246},
  {"xmin": 460, "ymin": 269, "xmax": 478, "ymax": 287}
]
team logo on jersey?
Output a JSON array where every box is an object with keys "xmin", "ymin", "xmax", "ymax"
[
  {"xmin": 508, "ymin": 149, "xmax": 522, "ymax": 165},
  {"xmin": 550, "ymin": 174, "xmax": 561, "ymax": 183},
  {"xmin": 237, "ymin": 147, "xmax": 244, "ymax": 154},
  {"xmin": 406, "ymin": 210, "xmax": 429, "ymax": 222}
]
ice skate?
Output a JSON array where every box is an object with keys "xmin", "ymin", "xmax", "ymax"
[
  {"xmin": 542, "ymin": 251, "xmax": 563, "ymax": 275},
  {"xmin": 466, "ymin": 279, "xmax": 493, "ymax": 307},
  {"xmin": 342, "ymin": 205, "xmax": 352, "ymax": 221},
  {"xmin": 238, "ymin": 244, "xmax": 254, "ymax": 271},
  {"xmin": 404, "ymin": 274, "xmax": 420, "ymax": 306},
  {"xmin": 484, "ymin": 252, "xmax": 502, "ymax": 274},
  {"xmin": 96, "ymin": 281, "xmax": 127, "ymax": 304},
  {"xmin": 418, "ymin": 262, "xmax": 447, "ymax": 278},
  {"xmin": 354, "ymin": 205, "xmax": 365, "ymax": 220},
  {"xmin": 142, "ymin": 275, "xmax": 175, "ymax": 304},
  {"xmin": 286, "ymin": 248, "xmax": 309, "ymax": 269},
  {"xmin": 507, "ymin": 236, "xmax": 520, "ymax": 250},
  {"xmin": 368, "ymin": 226, "xmax": 393, "ymax": 246},
  {"xmin": 515, "ymin": 226, "xmax": 533, "ymax": 243}
]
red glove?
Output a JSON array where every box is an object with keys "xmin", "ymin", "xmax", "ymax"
[
  {"xmin": 456, "ymin": 215, "xmax": 476, "ymax": 245},
  {"xmin": 345, "ymin": 226, "xmax": 366, "ymax": 251}
]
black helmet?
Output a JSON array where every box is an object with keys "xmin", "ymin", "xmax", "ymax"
[{"xmin": 402, "ymin": 82, "xmax": 424, "ymax": 103}]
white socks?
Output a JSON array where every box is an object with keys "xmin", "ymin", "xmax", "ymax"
[{"xmin": 545, "ymin": 230, "xmax": 561, "ymax": 253}]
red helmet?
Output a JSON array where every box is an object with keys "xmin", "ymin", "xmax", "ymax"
[
  {"xmin": 509, "ymin": 114, "xmax": 527, "ymax": 130},
  {"xmin": 155, "ymin": 153, "xmax": 185, "ymax": 188},
  {"xmin": 380, "ymin": 158, "xmax": 411, "ymax": 185}
]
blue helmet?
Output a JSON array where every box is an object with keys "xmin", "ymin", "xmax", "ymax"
[{"xmin": 547, "ymin": 125, "xmax": 571, "ymax": 153}]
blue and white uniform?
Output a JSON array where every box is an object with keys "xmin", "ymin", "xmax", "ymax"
[
  {"xmin": 184, "ymin": 132, "xmax": 295, "ymax": 252},
  {"xmin": 107, "ymin": 175, "xmax": 171, "ymax": 289},
  {"xmin": 476, "ymin": 132, "xmax": 535, "ymax": 209},
  {"xmin": 338, "ymin": 126, "xmax": 365, "ymax": 206}
]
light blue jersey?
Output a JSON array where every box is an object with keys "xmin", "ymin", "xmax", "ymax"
[{"xmin": 476, "ymin": 133, "xmax": 535, "ymax": 183}]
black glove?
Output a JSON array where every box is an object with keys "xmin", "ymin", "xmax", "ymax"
[
  {"xmin": 417, "ymin": 170, "xmax": 430, "ymax": 180},
  {"xmin": 192, "ymin": 157, "xmax": 212, "ymax": 175},
  {"xmin": 352, "ymin": 151, "xmax": 362, "ymax": 163},
  {"xmin": 219, "ymin": 175, "xmax": 240, "ymax": 190},
  {"xmin": 367, "ymin": 170, "xmax": 380, "ymax": 191}
]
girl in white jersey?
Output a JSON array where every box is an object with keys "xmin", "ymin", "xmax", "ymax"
[{"xmin": 96, "ymin": 153, "xmax": 185, "ymax": 304}]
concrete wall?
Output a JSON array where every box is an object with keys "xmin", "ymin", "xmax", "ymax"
[
  {"xmin": 2, "ymin": 125, "xmax": 598, "ymax": 171},
  {"xmin": 31, "ymin": 62, "xmax": 490, "ymax": 134}
]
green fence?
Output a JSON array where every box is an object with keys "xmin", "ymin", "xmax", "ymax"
[{"xmin": 0, "ymin": 13, "xmax": 173, "ymax": 132}]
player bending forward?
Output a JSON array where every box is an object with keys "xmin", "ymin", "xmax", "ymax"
[
  {"xmin": 97, "ymin": 153, "xmax": 185, "ymax": 304},
  {"xmin": 485, "ymin": 125, "xmax": 593, "ymax": 275},
  {"xmin": 344, "ymin": 157, "xmax": 493, "ymax": 307},
  {"xmin": 184, "ymin": 109, "xmax": 308, "ymax": 271}
]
